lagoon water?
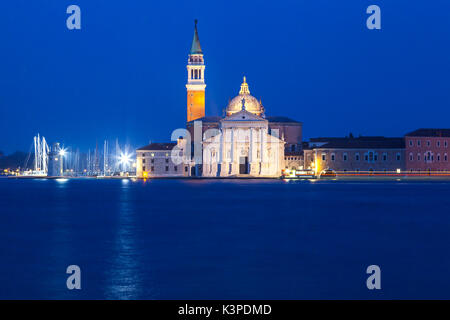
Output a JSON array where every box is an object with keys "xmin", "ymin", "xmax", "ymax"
[{"xmin": 0, "ymin": 178, "xmax": 449, "ymax": 299}]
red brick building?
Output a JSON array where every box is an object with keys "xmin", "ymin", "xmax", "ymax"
[{"xmin": 405, "ymin": 129, "xmax": 450, "ymax": 173}]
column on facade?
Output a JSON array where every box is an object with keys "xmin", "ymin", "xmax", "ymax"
[
  {"xmin": 231, "ymin": 128, "xmax": 238, "ymax": 175},
  {"xmin": 219, "ymin": 128, "xmax": 227, "ymax": 176},
  {"xmin": 249, "ymin": 128, "xmax": 254, "ymax": 162},
  {"xmin": 249, "ymin": 127, "xmax": 258, "ymax": 175},
  {"xmin": 260, "ymin": 128, "xmax": 265, "ymax": 161},
  {"xmin": 261, "ymin": 127, "xmax": 268, "ymax": 175}
]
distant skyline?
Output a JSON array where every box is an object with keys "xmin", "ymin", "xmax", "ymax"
[{"xmin": 1, "ymin": 0, "xmax": 450, "ymax": 153}]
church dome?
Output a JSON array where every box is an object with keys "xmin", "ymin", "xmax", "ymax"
[{"xmin": 226, "ymin": 77, "xmax": 264, "ymax": 116}]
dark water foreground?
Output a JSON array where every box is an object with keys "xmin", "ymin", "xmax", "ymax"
[{"xmin": 0, "ymin": 178, "xmax": 449, "ymax": 299}]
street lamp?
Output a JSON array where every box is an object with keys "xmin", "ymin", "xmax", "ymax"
[
  {"xmin": 119, "ymin": 152, "xmax": 131, "ymax": 173},
  {"xmin": 59, "ymin": 148, "xmax": 66, "ymax": 176}
]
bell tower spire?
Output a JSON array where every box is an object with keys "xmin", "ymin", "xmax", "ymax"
[{"xmin": 186, "ymin": 20, "xmax": 206, "ymax": 122}]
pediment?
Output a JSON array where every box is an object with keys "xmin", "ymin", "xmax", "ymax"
[{"xmin": 222, "ymin": 110, "xmax": 265, "ymax": 122}]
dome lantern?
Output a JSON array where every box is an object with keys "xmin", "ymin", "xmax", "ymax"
[{"xmin": 239, "ymin": 76, "xmax": 250, "ymax": 95}]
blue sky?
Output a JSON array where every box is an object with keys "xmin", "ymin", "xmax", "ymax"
[{"xmin": 0, "ymin": 0, "xmax": 449, "ymax": 153}]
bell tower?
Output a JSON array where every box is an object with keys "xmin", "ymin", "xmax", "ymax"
[{"xmin": 186, "ymin": 20, "xmax": 206, "ymax": 122}]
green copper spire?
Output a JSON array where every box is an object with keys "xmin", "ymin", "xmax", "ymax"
[{"xmin": 190, "ymin": 19, "xmax": 203, "ymax": 55}]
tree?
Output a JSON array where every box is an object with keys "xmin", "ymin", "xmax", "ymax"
[{"xmin": 0, "ymin": 151, "xmax": 30, "ymax": 170}]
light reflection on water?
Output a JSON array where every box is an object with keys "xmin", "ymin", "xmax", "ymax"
[{"xmin": 104, "ymin": 181, "xmax": 147, "ymax": 299}]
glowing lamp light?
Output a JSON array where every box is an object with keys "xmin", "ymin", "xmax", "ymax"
[
  {"xmin": 119, "ymin": 153, "xmax": 131, "ymax": 165},
  {"xmin": 59, "ymin": 149, "xmax": 66, "ymax": 157}
]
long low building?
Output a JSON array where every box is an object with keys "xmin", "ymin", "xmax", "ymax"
[{"xmin": 303, "ymin": 136, "xmax": 405, "ymax": 174}]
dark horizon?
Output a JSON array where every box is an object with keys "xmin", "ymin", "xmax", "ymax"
[{"xmin": 1, "ymin": 0, "xmax": 449, "ymax": 154}]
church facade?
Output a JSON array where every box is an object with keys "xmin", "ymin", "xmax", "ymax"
[{"xmin": 201, "ymin": 79, "xmax": 285, "ymax": 177}]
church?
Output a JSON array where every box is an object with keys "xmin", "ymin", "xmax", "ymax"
[{"xmin": 136, "ymin": 21, "xmax": 303, "ymax": 178}]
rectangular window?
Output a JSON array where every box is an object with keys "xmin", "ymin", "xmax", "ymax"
[
  {"xmin": 151, "ymin": 166, "xmax": 154, "ymax": 171},
  {"xmin": 343, "ymin": 153, "xmax": 348, "ymax": 161},
  {"xmin": 143, "ymin": 166, "xmax": 146, "ymax": 171},
  {"xmin": 174, "ymin": 166, "xmax": 178, "ymax": 172},
  {"xmin": 409, "ymin": 140, "xmax": 413, "ymax": 146},
  {"xmin": 142, "ymin": 159, "xmax": 146, "ymax": 164},
  {"xmin": 331, "ymin": 154, "xmax": 335, "ymax": 161},
  {"xmin": 397, "ymin": 153, "xmax": 401, "ymax": 161},
  {"xmin": 151, "ymin": 159, "xmax": 154, "ymax": 164},
  {"xmin": 383, "ymin": 153, "xmax": 387, "ymax": 161},
  {"xmin": 322, "ymin": 154, "xmax": 326, "ymax": 161},
  {"xmin": 165, "ymin": 159, "xmax": 169, "ymax": 163},
  {"xmin": 355, "ymin": 154, "xmax": 360, "ymax": 161},
  {"xmin": 417, "ymin": 140, "xmax": 421, "ymax": 146},
  {"xmin": 165, "ymin": 166, "xmax": 169, "ymax": 172},
  {"xmin": 185, "ymin": 166, "xmax": 188, "ymax": 172}
]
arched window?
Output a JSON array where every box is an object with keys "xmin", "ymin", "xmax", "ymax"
[
  {"xmin": 199, "ymin": 70, "xmax": 202, "ymax": 79},
  {"xmin": 194, "ymin": 69, "xmax": 198, "ymax": 79},
  {"xmin": 191, "ymin": 69, "xmax": 193, "ymax": 79}
]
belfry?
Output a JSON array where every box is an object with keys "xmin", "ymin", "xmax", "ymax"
[{"xmin": 186, "ymin": 20, "xmax": 206, "ymax": 122}]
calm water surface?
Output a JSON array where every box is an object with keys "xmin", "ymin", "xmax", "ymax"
[{"xmin": 0, "ymin": 178, "xmax": 449, "ymax": 299}]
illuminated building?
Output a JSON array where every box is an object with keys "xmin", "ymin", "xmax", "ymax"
[
  {"xmin": 136, "ymin": 21, "xmax": 303, "ymax": 178},
  {"xmin": 405, "ymin": 129, "xmax": 450, "ymax": 174},
  {"xmin": 48, "ymin": 143, "xmax": 63, "ymax": 177},
  {"xmin": 136, "ymin": 142, "xmax": 188, "ymax": 178},
  {"xmin": 202, "ymin": 78, "xmax": 285, "ymax": 177}
]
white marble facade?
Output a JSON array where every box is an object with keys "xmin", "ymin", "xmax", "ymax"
[{"xmin": 202, "ymin": 109, "xmax": 285, "ymax": 177}]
